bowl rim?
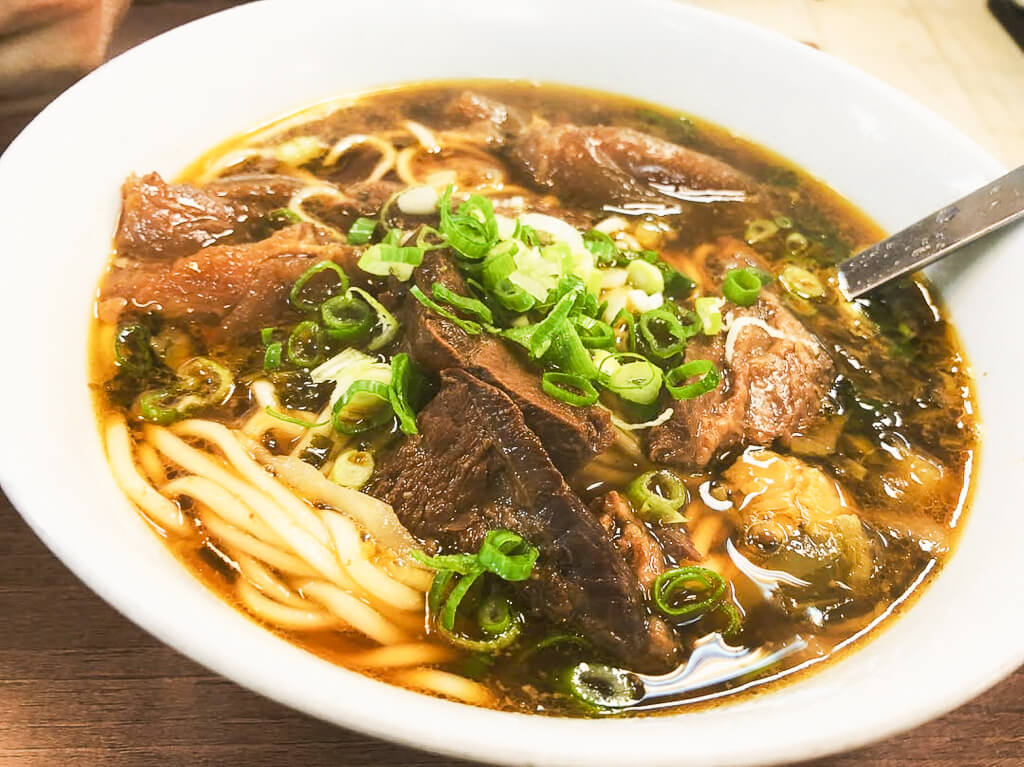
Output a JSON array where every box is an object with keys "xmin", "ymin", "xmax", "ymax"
[{"xmin": 0, "ymin": 1, "xmax": 1020, "ymax": 766}]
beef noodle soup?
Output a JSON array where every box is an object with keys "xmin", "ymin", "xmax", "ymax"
[{"xmin": 90, "ymin": 82, "xmax": 977, "ymax": 715}]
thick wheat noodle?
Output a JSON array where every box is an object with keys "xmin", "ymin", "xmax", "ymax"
[
  {"xmin": 384, "ymin": 560, "xmax": 434, "ymax": 592},
  {"xmin": 170, "ymin": 420, "xmax": 331, "ymax": 544},
  {"xmin": 163, "ymin": 475, "xmax": 284, "ymax": 547},
  {"xmin": 323, "ymin": 512, "xmax": 423, "ymax": 612},
  {"xmin": 237, "ymin": 579, "xmax": 337, "ymax": 630},
  {"xmin": 388, "ymin": 668, "xmax": 491, "ymax": 706},
  {"xmin": 235, "ymin": 553, "xmax": 310, "ymax": 608},
  {"xmin": 322, "ymin": 134, "xmax": 397, "ymax": 182},
  {"xmin": 342, "ymin": 642, "xmax": 457, "ymax": 669},
  {"xmin": 197, "ymin": 147, "xmax": 321, "ymax": 185},
  {"xmin": 136, "ymin": 442, "xmax": 168, "ymax": 486},
  {"xmin": 247, "ymin": 443, "xmax": 421, "ymax": 557},
  {"xmin": 104, "ymin": 415, "xmax": 187, "ymax": 534},
  {"xmin": 146, "ymin": 425, "xmax": 326, "ymax": 544},
  {"xmin": 403, "ymin": 120, "xmax": 440, "ymax": 153},
  {"xmin": 299, "ymin": 580, "xmax": 408, "ymax": 645},
  {"xmin": 200, "ymin": 513, "xmax": 318, "ymax": 577},
  {"xmin": 147, "ymin": 426, "xmax": 344, "ymax": 584},
  {"xmin": 287, "ymin": 401, "xmax": 337, "ymax": 459},
  {"xmin": 689, "ymin": 513, "xmax": 726, "ymax": 557},
  {"xmin": 241, "ymin": 411, "xmax": 298, "ymax": 441}
]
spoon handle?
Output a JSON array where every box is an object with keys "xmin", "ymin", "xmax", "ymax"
[{"xmin": 838, "ymin": 164, "xmax": 1024, "ymax": 299}]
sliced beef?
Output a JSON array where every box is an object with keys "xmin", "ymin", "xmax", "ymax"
[
  {"xmin": 100, "ymin": 223, "xmax": 360, "ymax": 343},
  {"xmin": 205, "ymin": 173, "xmax": 304, "ymax": 212},
  {"xmin": 445, "ymin": 90, "xmax": 526, "ymax": 145},
  {"xmin": 647, "ymin": 238, "xmax": 834, "ymax": 468},
  {"xmin": 115, "ymin": 172, "xmax": 246, "ymax": 261},
  {"xmin": 404, "ymin": 252, "xmax": 615, "ymax": 474},
  {"xmin": 368, "ymin": 369, "xmax": 678, "ymax": 672}
]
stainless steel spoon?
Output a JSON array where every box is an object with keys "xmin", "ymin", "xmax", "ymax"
[{"xmin": 838, "ymin": 164, "xmax": 1024, "ymax": 299}]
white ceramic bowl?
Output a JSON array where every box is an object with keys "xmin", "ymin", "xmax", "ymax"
[{"xmin": 0, "ymin": 1, "xmax": 1021, "ymax": 765}]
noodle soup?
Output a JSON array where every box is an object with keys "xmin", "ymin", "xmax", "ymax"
[{"xmin": 90, "ymin": 82, "xmax": 977, "ymax": 715}]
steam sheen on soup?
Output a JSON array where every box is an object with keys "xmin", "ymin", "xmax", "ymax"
[{"xmin": 90, "ymin": 83, "xmax": 977, "ymax": 715}]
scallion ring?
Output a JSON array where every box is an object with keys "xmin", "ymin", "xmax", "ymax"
[
  {"xmin": 638, "ymin": 307, "xmax": 689, "ymax": 359},
  {"xmin": 320, "ymin": 294, "xmax": 375, "ymax": 342},
  {"xmin": 722, "ymin": 267, "xmax": 763, "ymax": 307},
  {"xmin": 432, "ymin": 282, "xmax": 494, "ymax": 324},
  {"xmin": 286, "ymin": 320, "xmax": 325, "ymax": 367},
  {"xmin": 476, "ymin": 529, "xmax": 539, "ymax": 582},
  {"xmin": 346, "ymin": 216, "xmax": 377, "ymax": 245},
  {"xmin": 652, "ymin": 566, "xmax": 727, "ymax": 618},
  {"xmin": 113, "ymin": 323, "xmax": 153, "ymax": 375},
  {"xmin": 665, "ymin": 359, "xmax": 721, "ymax": 400},
  {"xmin": 563, "ymin": 663, "xmax": 643, "ymax": 710},
  {"xmin": 626, "ymin": 469, "xmax": 688, "ymax": 523},
  {"xmin": 289, "ymin": 261, "xmax": 349, "ymax": 312},
  {"xmin": 409, "ymin": 284, "xmax": 482, "ymax": 335}
]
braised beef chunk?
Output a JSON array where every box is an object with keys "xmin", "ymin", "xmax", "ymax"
[
  {"xmin": 404, "ymin": 252, "xmax": 615, "ymax": 474},
  {"xmin": 205, "ymin": 173, "xmax": 304, "ymax": 211},
  {"xmin": 100, "ymin": 224, "xmax": 360, "ymax": 342},
  {"xmin": 445, "ymin": 91, "xmax": 526, "ymax": 145},
  {"xmin": 509, "ymin": 119, "xmax": 759, "ymax": 207},
  {"xmin": 647, "ymin": 238, "xmax": 834, "ymax": 468},
  {"xmin": 115, "ymin": 172, "xmax": 250, "ymax": 261},
  {"xmin": 368, "ymin": 370, "xmax": 678, "ymax": 672}
]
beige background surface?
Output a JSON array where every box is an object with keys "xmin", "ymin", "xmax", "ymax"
[{"xmin": 684, "ymin": 0, "xmax": 1024, "ymax": 166}]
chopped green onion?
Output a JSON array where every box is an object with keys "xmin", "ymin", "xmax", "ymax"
[
  {"xmin": 348, "ymin": 287, "xmax": 400, "ymax": 351},
  {"xmin": 268, "ymin": 207, "xmax": 302, "ymax": 224},
  {"xmin": 137, "ymin": 390, "xmax": 180, "ymax": 425},
  {"xmin": 432, "ymin": 282, "xmax": 494, "ymax": 324},
  {"xmin": 114, "ymin": 323, "xmax": 153, "ymax": 375},
  {"xmin": 774, "ymin": 215, "xmax": 793, "ymax": 229},
  {"xmin": 357, "ymin": 243, "xmax": 424, "ymax": 281},
  {"xmin": 722, "ymin": 267, "xmax": 763, "ymax": 306},
  {"xmin": 583, "ymin": 229, "xmax": 618, "ymax": 267},
  {"xmin": 331, "ymin": 379, "xmax": 393, "ymax": 434},
  {"xmin": 665, "ymin": 359, "xmax": 721, "ymax": 400},
  {"xmin": 440, "ymin": 567, "xmax": 483, "ymax": 631},
  {"xmin": 572, "ymin": 315, "xmax": 615, "ymax": 349},
  {"xmin": 785, "ymin": 231, "xmax": 809, "ymax": 254},
  {"xmin": 476, "ymin": 530, "xmax": 539, "ymax": 581},
  {"xmin": 563, "ymin": 663, "xmax": 643, "ymax": 710},
  {"xmin": 264, "ymin": 406, "xmax": 329, "ymax": 428},
  {"xmin": 716, "ymin": 602, "xmax": 743, "ymax": 638},
  {"xmin": 263, "ymin": 342, "xmax": 283, "ymax": 370},
  {"xmin": 515, "ymin": 222, "xmax": 541, "ymax": 247},
  {"xmin": 542, "ymin": 324, "xmax": 599, "ymax": 380},
  {"xmin": 638, "ymin": 307, "xmax": 689, "ymax": 359},
  {"xmin": 501, "ymin": 284, "xmax": 580, "ymax": 359},
  {"xmin": 779, "ymin": 264, "xmax": 824, "ymax": 299},
  {"xmin": 611, "ymin": 308, "xmax": 637, "ymax": 353},
  {"xmin": 626, "ymin": 469, "xmax": 688, "ymax": 523},
  {"xmin": 260, "ymin": 327, "xmax": 277, "ymax": 345},
  {"xmin": 412, "ymin": 550, "xmax": 481, "ymax": 576},
  {"xmin": 175, "ymin": 356, "xmax": 234, "ymax": 407},
  {"xmin": 744, "ymin": 218, "xmax": 779, "ymax": 244},
  {"xmin": 652, "ymin": 566, "xmax": 727, "ymax": 618},
  {"xmin": 329, "ymin": 448, "xmax": 375, "ymax": 489},
  {"xmin": 388, "ymin": 352, "xmax": 421, "ymax": 435},
  {"xmin": 438, "ymin": 185, "xmax": 499, "ymax": 260},
  {"xmin": 438, "ymin": 611, "xmax": 522, "ymax": 652},
  {"xmin": 599, "ymin": 353, "xmax": 663, "ymax": 406},
  {"xmin": 409, "ymin": 284, "xmax": 482, "ymax": 335},
  {"xmin": 694, "ymin": 296, "xmax": 725, "ymax": 335},
  {"xmin": 542, "ymin": 372, "xmax": 599, "ymax": 407},
  {"xmin": 414, "ymin": 224, "xmax": 448, "ymax": 251},
  {"xmin": 286, "ymin": 320, "xmax": 325, "ymax": 367},
  {"xmin": 477, "ymin": 595, "xmax": 514, "ymax": 635},
  {"xmin": 289, "ymin": 261, "xmax": 349, "ymax": 312},
  {"xmin": 626, "ymin": 259, "xmax": 664, "ymax": 294},
  {"xmin": 347, "ymin": 216, "xmax": 377, "ymax": 245},
  {"xmin": 320, "ymin": 294, "xmax": 374, "ymax": 343}
]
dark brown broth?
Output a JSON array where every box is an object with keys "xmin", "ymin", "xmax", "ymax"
[{"xmin": 91, "ymin": 81, "xmax": 977, "ymax": 716}]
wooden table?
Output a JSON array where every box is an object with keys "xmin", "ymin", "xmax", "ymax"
[{"xmin": 0, "ymin": 2, "xmax": 1021, "ymax": 765}]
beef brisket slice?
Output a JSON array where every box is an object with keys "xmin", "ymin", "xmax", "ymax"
[
  {"xmin": 647, "ymin": 238, "xmax": 834, "ymax": 468},
  {"xmin": 368, "ymin": 369, "xmax": 678, "ymax": 673}
]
